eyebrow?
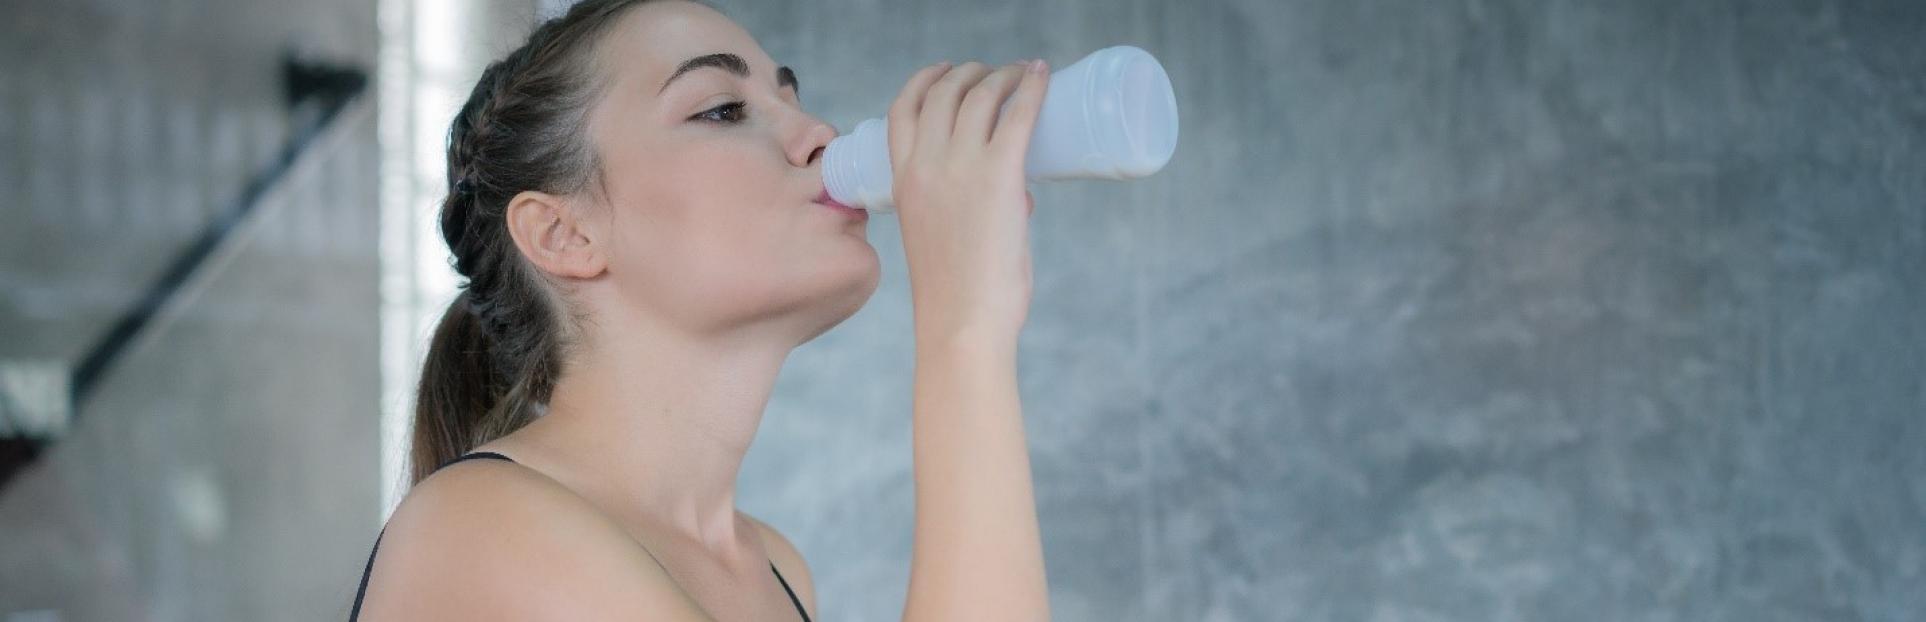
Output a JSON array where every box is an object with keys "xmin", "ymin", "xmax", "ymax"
[{"xmin": 657, "ymin": 52, "xmax": 799, "ymax": 97}]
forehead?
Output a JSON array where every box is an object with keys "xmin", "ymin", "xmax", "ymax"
[{"xmin": 598, "ymin": 1, "xmax": 772, "ymax": 92}]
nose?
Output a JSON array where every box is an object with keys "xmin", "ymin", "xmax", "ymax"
[{"xmin": 792, "ymin": 116, "xmax": 837, "ymax": 168}]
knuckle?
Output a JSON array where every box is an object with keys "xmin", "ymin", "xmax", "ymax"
[
  {"xmin": 999, "ymin": 67, "xmax": 1029, "ymax": 88},
  {"xmin": 971, "ymin": 68, "xmax": 1013, "ymax": 90},
  {"xmin": 962, "ymin": 70, "xmax": 1018, "ymax": 102},
  {"xmin": 960, "ymin": 84, "xmax": 996, "ymax": 106},
  {"xmin": 928, "ymin": 75, "xmax": 962, "ymax": 95},
  {"xmin": 1006, "ymin": 68, "xmax": 1035, "ymax": 89},
  {"xmin": 936, "ymin": 63, "xmax": 986, "ymax": 86}
]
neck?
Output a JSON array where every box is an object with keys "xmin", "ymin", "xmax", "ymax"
[{"xmin": 523, "ymin": 311, "xmax": 793, "ymax": 557}]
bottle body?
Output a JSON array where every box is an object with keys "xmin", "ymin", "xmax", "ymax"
[{"xmin": 823, "ymin": 45, "xmax": 1180, "ymax": 213}]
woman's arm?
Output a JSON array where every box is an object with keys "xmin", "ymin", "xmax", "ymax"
[
  {"xmin": 889, "ymin": 58, "xmax": 1054, "ymax": 622},
  {"xmin": 904, "ymin": 332, "xmax": 1050, "ymax": 622}
]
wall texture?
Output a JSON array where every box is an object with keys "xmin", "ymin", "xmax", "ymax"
[
  {"xmin": 1, "ymin": 0, "xmax": 1920, "ymax": 620},
  {"xmin": 723, "ymin": 1, "xmax": 1926, "ymax": 621},
  {"xmin": 0, "ymin": 0, "xmax": 381, "ymax": 619}
]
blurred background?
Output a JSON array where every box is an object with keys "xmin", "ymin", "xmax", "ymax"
[{"xmin": 2, "ymin": 0, "xmax": 1922, "ymax": 620}]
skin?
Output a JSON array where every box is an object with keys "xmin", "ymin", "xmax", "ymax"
[{"xmin": 359, "ymin": 1, "xmax": 1051, "ymax": 620}]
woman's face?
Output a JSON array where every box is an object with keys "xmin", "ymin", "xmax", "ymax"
[{"xmin": 581, "ymin": 1, "xmax": 879, "ymax": 341}]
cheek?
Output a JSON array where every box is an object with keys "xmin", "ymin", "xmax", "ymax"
[
  {"xmin": 642, "ymin": 142, "xmax": 797, "ymax": 258},
  {"xmin": 621, "ymin": 219, "xmax": 814, "ymax": 326},
  {"xmin": 679, "ymin": 218, "xmax": 795, "ymax": 287},
  {"xmin": 599, "ymin": 136, "xmax": 856, "ymax": 324},
  {"xmin": 604, "ymin": 181, "xmax": 803, "ymax": 316}
]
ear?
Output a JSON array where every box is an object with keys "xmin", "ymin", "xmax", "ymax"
[{"xmin": 504, "ymin": 189, "xmax": 606, "ymax": 280}]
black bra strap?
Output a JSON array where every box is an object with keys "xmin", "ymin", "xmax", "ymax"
[
  {"xmin": 355, "ymin": 451, "xmax": 816, "ymax": 622},
  {"xmin": 438, "ymin": 450, "xmax": 515, "ymax": 469},
  {"xmin": 351, "ymin": 451, "xmax": 516, "ymax": 621},
  {"xmin": 348, "ymin": 529, "xmax": 382, "ymax": 621},
  {"xmin": 770, "ymin": 562, "xmax": 813, "ymax": 622}
]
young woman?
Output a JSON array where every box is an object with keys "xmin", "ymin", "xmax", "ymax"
[{"xmin": 350, "ymin": 0, "xmax": 1050, "ymax": 619}]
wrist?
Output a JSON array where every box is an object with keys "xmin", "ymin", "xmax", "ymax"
[{"xmin": 914, "ymin": 321, "xmax": 1019, "ymax": 360}]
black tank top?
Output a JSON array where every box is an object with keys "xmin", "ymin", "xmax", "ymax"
[{"xmin": 349, "ymin": 451, "xmax": 812, "ymax": 622}]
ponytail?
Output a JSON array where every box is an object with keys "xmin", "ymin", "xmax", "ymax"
[
  {"xmin": 405, "ymin": 0, "xmax": 660, "ymax": 486},
  {"xmin": 407, "ymin": 291, "xmax": 536, "ymax": 484}
]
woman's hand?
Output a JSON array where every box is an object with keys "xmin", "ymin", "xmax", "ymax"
[
  {"xmin": 888, "ymin": 59, "xmax": 1049, "ymax": 348},
  {"xmin": 890, "ymin": 66, "xmax": 1053, "ymax": 622}
]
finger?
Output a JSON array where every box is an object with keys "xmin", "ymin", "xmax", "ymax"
[
  {"xmin": 952, "ymin": 62, "xmax": 1031, "ymax": 146},
  {"xmin": 916, "ymin": 61, "xmax": 994, "ymax": 157},
  {"xmin": 888, "ymin": 62, "xmax": 954, "ymax": 172},
  {"xmin": 989, "ymin": 59, "xmax": 1050, "ymax": 159}
]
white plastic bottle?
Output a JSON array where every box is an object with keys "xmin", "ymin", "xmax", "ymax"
[{"xmin": 823, "ymin": 45, "xmax": 1180, "ymax": 213}]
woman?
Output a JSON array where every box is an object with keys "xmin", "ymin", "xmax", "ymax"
[{"xmin": 350, "ymin": 0, "xmax": 1051, "ymax": 619}]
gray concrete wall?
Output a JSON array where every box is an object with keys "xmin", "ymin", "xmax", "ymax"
[
  {"xmin": 0, "ymin": 0, "xmax": 382, "ymax": 619},
  {"xmin": 1, "ymin": 0, "xmax": 1921, "ymax": 620},
  {"xmin": 726, "ymin": 1, "xmax": 1926, "ymax": 621}
]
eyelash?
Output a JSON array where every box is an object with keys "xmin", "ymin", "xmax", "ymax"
[{"xmin": 693, "ymin": 100, "xmax": 747, "ymax": 124}]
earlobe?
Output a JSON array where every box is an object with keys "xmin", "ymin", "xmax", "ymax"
[{"xmin": 504, "ymin": 190, "xmax": 607, "ymax": 280}]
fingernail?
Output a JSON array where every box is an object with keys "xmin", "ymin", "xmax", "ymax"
[{"xmin": 1028, "ymin": 59, "xmax": 1047, "ymax": 73}]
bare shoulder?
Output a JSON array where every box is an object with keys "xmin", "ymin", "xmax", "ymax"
[
  {"xmin": 744, "ymin": 512, "xmax": 817, "ymax": 619},
  {"xmin": 358, "ymin": 458, "xmax": 714, "ymax": 621}
]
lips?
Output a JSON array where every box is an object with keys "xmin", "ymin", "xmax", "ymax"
[{"xmin": 814, "ymin": 189, "xmax": 856, "ymax": 211}]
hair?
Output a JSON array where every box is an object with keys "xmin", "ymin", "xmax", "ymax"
[{"xmin": 410, "ymin": 0, "xmax": 678, "ymax": 485}]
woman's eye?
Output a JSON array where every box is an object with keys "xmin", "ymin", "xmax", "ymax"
[{"xmin": 693, "ymin": 101, "xmax": 746, "ymax": 124}]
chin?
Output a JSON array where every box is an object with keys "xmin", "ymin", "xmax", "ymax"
[{"xmin": 796, "ymin": 251, "xmax": 882, "ymax": 343}]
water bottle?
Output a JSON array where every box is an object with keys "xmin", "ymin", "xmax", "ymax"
[{"xmin": 822, "ymin": 45, "xmax": 1180, "ymax": 213}]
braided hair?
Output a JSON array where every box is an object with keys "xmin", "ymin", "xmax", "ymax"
[{"xmin": 411, "ymin": 0, "xmax": 678, "ymax": 485}]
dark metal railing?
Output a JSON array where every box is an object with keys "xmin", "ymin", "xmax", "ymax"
[{"xmin": 0, "ymin": 55, "xmax": 366, "ymax": 490}]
